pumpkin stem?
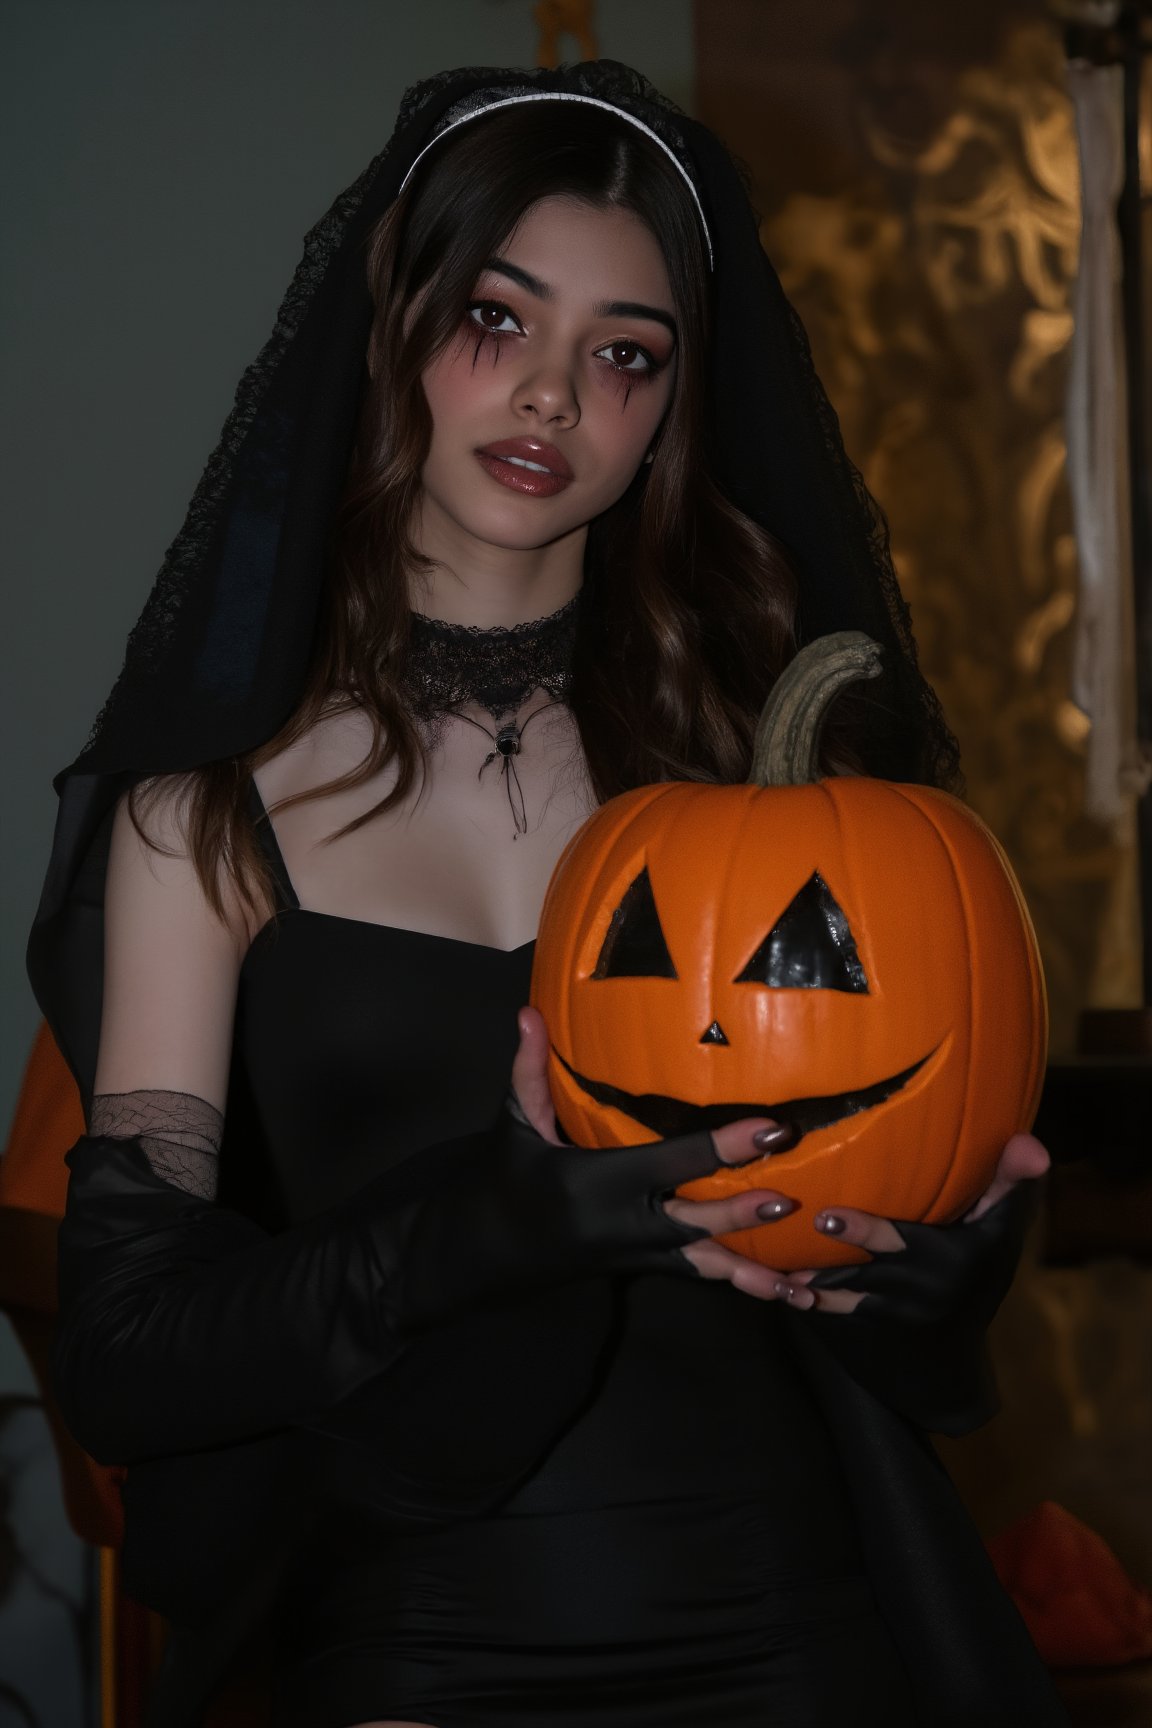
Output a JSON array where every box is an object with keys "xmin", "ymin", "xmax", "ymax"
[{"xmin": 751, "ymin": 632, "xmax": 884, "ymax": 786}]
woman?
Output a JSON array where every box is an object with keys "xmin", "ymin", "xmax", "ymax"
[{"xmin": 28, "ymin": 61, "xmax": 1065, "ymax": 1728}]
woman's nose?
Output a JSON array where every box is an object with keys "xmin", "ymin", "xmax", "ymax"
[{"xmin": 510, "ymin": 357, "xmax": 580, "ymax": 429}]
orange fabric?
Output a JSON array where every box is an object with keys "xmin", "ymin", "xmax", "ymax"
[
  {"xmin": 987, "ymin": 1500, "xmax": 1152, "ymax": 1668},
  {"xmin": 0, "ymin": 1019, "xmax": 84, "ymax": 1218}
]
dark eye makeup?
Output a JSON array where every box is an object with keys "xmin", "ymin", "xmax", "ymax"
[
  {"xmin": 467, "ymin": 301, "xmax": 523, "ymax": 337},
  {"xmin": 463, "ymin": 299, "xmax": 668, "ymax": 384}
]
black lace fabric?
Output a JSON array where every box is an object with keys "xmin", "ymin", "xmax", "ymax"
[
  {"xmin": 404, "ymin": 596, "xmax": 580, "ymax": 730},
  {"xmin": 89, "ymin": 1090, "xmax": 223, "ymax": 1201}
]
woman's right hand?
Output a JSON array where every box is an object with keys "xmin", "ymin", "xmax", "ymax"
[{"xmin": 510, "ymin": 1006, "xmax": 798, "ymax": 1303}]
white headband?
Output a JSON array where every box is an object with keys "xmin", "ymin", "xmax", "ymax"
[{"xmin": 397, "ymin": 91, "xmax": 713, "ymax": 268}]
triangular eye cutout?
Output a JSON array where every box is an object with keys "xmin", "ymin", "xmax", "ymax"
[
  {"xmin": 735, "ymin": 872, "xmax": 868, "ymax": 993},
  {"xmin": 592, "ymin": 867, "xmax": 678, "ymax": 979}
]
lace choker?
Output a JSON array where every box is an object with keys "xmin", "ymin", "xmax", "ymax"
[
  {"xmin": 402, "ymin": 594, "xmax": 581, "ymax": 836},
  {"xmin": 403, "ymin": 593, "xmax": 579, "ymax": 723}
]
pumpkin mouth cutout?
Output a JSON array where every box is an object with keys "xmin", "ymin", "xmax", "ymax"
[{"xmin": 554, "ymin": 1049, "xmax": 936, "ymax": 1145}]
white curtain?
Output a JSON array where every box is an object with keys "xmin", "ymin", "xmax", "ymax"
[{"xmin": 1065, "ymin": 57, "xmax": 1150, "ymax": 825}]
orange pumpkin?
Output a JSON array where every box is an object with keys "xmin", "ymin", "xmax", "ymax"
[{"xmin": 531, "ymin": 633, "xmax": 1048, "ymax": 1270}]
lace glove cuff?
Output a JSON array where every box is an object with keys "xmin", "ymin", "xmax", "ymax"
[{"xmin": 90, "ymin": 1089, "xmax": 221, "ymax": 1199}]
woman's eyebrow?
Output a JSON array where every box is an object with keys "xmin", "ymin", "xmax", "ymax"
[
  {"xmin": 593, "ymin": 299, "xmax": 677, "ymax": 338},
  {"xmin": 482, "ymin": 258, "xmax": 552, "ymax": 298}
]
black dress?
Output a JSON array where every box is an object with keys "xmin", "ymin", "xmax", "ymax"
[{"xmin": 226, "ymin": 801, "xmax": 915, "ymax": 1728}]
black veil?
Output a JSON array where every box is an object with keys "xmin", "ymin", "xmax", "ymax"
[{"xmin": 28, "ymin": 60, "xmax": 959, "ymax": 1103}]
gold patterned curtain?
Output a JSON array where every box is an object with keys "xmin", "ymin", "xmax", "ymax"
[{"xmin": 697, "ymin": 0, "xmax": 1143, "ymax": 1051}]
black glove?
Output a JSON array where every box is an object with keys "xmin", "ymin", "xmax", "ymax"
[
  {"xmin": 799, "ymin": 1185, "xmax": 1035, "ymax": 1435},
  {"xmin": 52, "ymin": 1110, "xmax": 718, "ymax": 1467}
]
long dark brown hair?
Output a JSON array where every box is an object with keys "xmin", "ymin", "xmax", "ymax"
[{"xmin": 135, "ymin": 102, "xmax": 808, "ymax": 918}]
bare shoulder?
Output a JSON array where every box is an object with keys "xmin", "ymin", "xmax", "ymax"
[
  {"xmin": 257, "ymin": 706, "xmax": 379, "ymax": 806},
  {"xmin": 120, "ymin": 772, "xmax": 196, "ymax": 851},
  {"xmin": 110, "ymin": 776, "xmax": 200, "ymax": 885}
]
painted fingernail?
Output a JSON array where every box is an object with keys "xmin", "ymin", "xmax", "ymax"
[
  {"xmin": 757, "ymin": 1198, "xmax": 795, "ymax": 1220},
  {"xmin": 753, "ymin": 1123, "xmax": 794, "ymax": 1152},
  {"xmin": 773, "ymin": 1280, "xmax": 795, "ymax": 1300},
  {"xmin": 816, "ymin": 1213, "xmax": 846, "ymax": 1235}
]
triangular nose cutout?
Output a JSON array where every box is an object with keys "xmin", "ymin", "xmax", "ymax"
[{"xmin": 699, "ymin": 1020, "xmax": 729, "ymax": 1045}]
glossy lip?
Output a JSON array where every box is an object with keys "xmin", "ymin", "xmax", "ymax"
[
  {"xmin": 553, "ymin": 1050, "xmax": 935, "ymax": 1146},
  {"xmin": 476, "ymin": 437, "xmax": 574, "ymax": 498}
]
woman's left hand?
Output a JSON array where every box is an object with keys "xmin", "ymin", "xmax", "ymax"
[{"xmin": 776, "ymin": 1133, "xmax": 1051, "ymax": 1316}]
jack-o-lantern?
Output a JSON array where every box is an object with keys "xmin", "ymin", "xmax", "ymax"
[{"xmin": 531, "ymin": 633, "xmax": 1048, "ymax": 1270}]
